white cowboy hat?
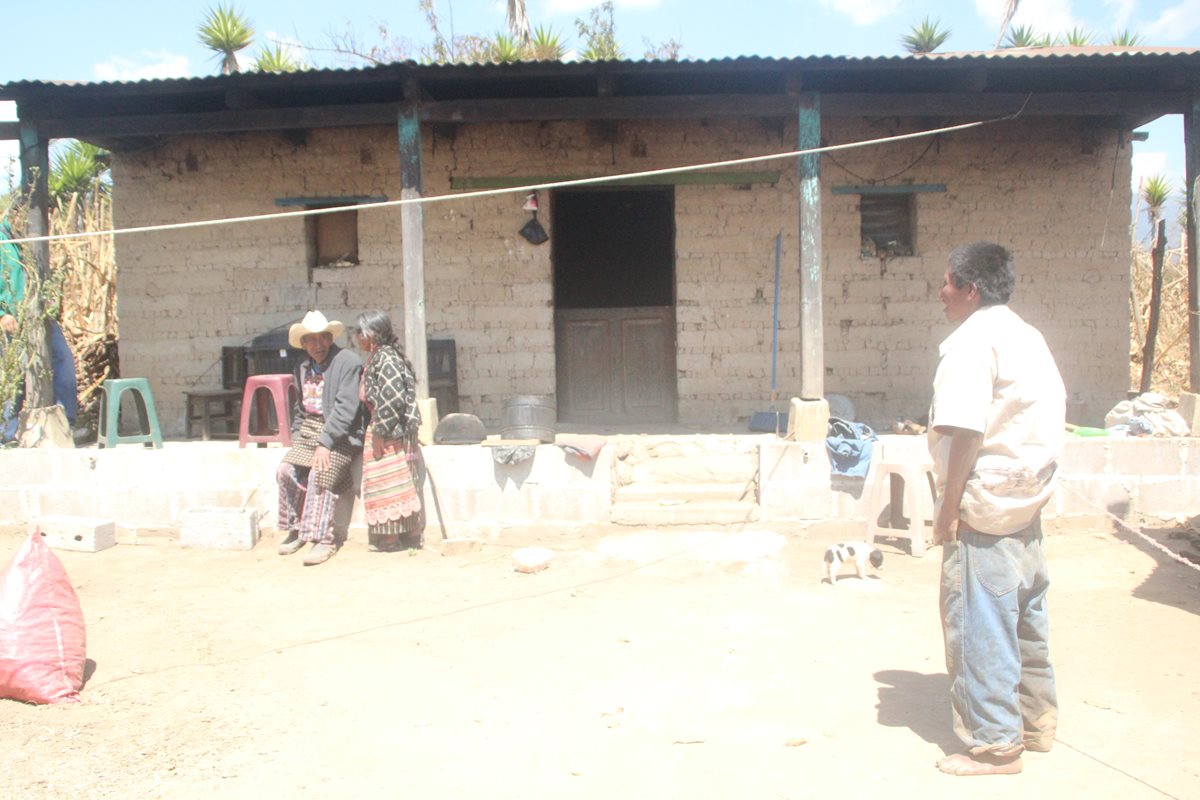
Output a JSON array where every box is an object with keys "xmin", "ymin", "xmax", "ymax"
[{"xmin": 288, "ymin": 310, "xmax": 346, "ymax": 348}]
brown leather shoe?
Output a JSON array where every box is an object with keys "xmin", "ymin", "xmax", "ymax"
[{"xmin": 303, "ymin": 543, "xmax": 337, "ymax": 566}]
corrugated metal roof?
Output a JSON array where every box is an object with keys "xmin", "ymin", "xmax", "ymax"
[{"xmin": 4, "ymin": 47, "xmax": 1199, "ymax": 92}]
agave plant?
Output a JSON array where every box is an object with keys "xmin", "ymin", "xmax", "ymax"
[
  {"xmin": 489, "ymin": 34, "xmax": 525, "ymax": 63},
  {"xmin": 1142, "ymin": 174, "xmax": 1173, "ymax": 223},
  {"xmin": 901, "ymin": 16, "xmax": 951, "ymax": 54},
  {"xmin": 527, "ymin": 25, "xmax": 566, "ymax": 61},
  {"xmin": 1003, "ymin": 24, "xmax": 1052, "ymax": 48},
  {"xmin": 1110, "ymin": 29, "xmax": 1144, "ymax": 47},
  {"xmin": 198, "ymin": 4, "xmax": 254, "ymax": 74},
  {"xmin": 1061, "ymin": 27, "xmax": 1094, "ymax": 46},
  {"xmin": 252, "ymin": 44, "xmax": 301, "ymax": 73}
]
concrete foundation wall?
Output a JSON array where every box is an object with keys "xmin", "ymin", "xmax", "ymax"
[
  {"xmin": 112, "ymin": 117, "xmax": 1129, "ymax": 436},
  {"xmin": 2, "ymin": 438, "xmax": 1193, "ymax": 539}
]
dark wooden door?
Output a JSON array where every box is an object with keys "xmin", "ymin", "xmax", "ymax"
[{"xmin": 556, "ymin": 306, "xmax": 676, "ymax": 424}]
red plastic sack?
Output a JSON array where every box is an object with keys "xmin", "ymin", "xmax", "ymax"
[{"xmin": 0, "ymin": 532, "xmax": 87, "ymax": 704}]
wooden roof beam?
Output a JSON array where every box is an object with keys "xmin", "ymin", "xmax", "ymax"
[{"xmin": 15, "ymin": 91, "xmax": 1194, "ymax": 140}]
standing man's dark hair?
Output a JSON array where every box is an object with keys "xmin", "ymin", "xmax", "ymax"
[{"xmin": 947, "ymin": 242, "xmax": 1015, "ymax": 307}]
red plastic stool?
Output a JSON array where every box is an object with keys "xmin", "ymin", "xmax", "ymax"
[{"xmin": 238, "ymin": 374, "xmax": 298, "ymax": 448}]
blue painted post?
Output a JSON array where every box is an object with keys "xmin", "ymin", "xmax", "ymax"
[
  {"xmin": 797, "ymin": 94, "xmax": 824, "ymax": 400},
  {"xmin": 398, "ymin": 104, "xmax": 428, "ymax": 396}
]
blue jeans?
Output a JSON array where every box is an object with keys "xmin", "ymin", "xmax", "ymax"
[
  {"xmin": 940, "ymin": 519, "xmax": 1057, "ymax": 755},
  {"xmin": 1, "ymin": 319, "xmax": 78, "ymax": 441}
]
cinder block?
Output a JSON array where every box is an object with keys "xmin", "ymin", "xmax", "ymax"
[
  {"xmin": 33, "ymin": 515, "xmax": 117, "ymax": 553},
  {"xmin": 179, "ymin": 507, "xmax": 260, "ymax": 550}
]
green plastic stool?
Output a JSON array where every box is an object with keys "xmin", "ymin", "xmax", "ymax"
[{"xmin": 98, "ymin": 378, "xmax": 164, "ymax": 449}]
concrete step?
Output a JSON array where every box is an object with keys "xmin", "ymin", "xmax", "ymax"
[
  {"xmin": 610, "ymin": 499, "xmax": 761, "ymax": 526},
  {"xmin": 614, "ymin": 482, "xmax": 756, "ymax": 504}
]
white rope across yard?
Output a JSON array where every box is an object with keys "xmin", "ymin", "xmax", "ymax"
[
  {"xmin": 0, "ymin": 102, "xmax": 1033, "ymax": 248},
  {"xmin": 1058, "ymin": 481, "xmax": 1200, "ymax": 573}
]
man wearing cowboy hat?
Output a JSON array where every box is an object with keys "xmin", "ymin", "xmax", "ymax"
[{"xmin": 276, "ymin": 310, "xmax": 366, "ymax": 566}]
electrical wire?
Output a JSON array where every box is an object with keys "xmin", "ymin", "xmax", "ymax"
[{"xmin": 0, "ymin": 101, "xmax": 1032, "ymax": 248}]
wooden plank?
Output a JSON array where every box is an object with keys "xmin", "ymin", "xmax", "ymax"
[
  {"xmin": 449, "ymin": 172, "xmax": 780, "ymax": 190},
  {"xmin": 33, "ymin": 101, "xmax": 404, "ymax": 139},
  {"xmin": 20, "ymin": 91, "xmax": 1193, "ymax": 141},
  {"xmin": 1141, "ymin": 219, "xmax": 1168, "ymax": 393},
  {"xmin": 421, "ymin": 94, "xmax": 799, "ymax": 123},
  {"xmin": 0, "ymin": 121, "xmax": 19, "ymax": 140},
  {"xmin": 821, "ymin": 91, "xmax": 1191, "ymax": 118},
  {"xmin": 1186, "ymin": 93, "xmax": 1200, "ymax": 393},
  {"xmin": 398, "ymin": 104, "xmax": 429, "ymax": 400},
  {"xmin": 831, "ymin": 184, "xmax": 946, "ymax": 195},
  {"xmin": 797, "ymin": 93, "xmax": 824, "ymax": 401},
  {"xmin": 274, "ymin": 196, "xmax": 387, "ymax": 207}
]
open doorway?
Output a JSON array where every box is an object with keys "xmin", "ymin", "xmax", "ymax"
[{"xmin": 553, "ymin": 187, "xmax": 677, "ymax": 424}]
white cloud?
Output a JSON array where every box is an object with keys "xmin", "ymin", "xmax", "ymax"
[
  {"xmin": 1132, "ymin": 150, "xmax": 1168, "ymax": 190},
  {"xmin": 1102, "ymin": 0, "xmax": 1138, "ymax": 32},
  {"xmin": 815, "ymin": 0, "xmax": 902, "ymax": 26},
  {"xmin": 1144, "ymin": 0, "xmax": 1200, "ymax": 43},
  {"xmin": 93, "ymin": 51, "xmax": 191, "ymax": 82},
  {"xmin": 1013, "ymin": 0, "xmax": 1076, "ymax": 34},
  {"xmin": 546, "ymin": 0, "xmax": 661, "ymax": 12}
]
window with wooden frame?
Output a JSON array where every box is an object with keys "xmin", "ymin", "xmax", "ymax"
[
  {"xmin": 275, "ymin": 196, "xmax": 385, "ymax": 271},
  {"xmin": 307, "ymin": 205, "xmax": 359, "ymax": 268},
  {"xmin": 859, "ymin": 193, "xmax": 914, "ymax": 258},
  {"xmin": 833, "ymin": 185, "xmax": 944, "ymax": 259}
]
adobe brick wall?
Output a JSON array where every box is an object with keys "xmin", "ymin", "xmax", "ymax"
[{"xmin": 112, "ymin": 115, "xmax": 1129, "ymax": 436}]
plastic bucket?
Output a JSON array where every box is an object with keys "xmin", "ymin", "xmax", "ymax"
[{"xmin": 502, "ymin": 395, "xmax": 556, "ymax": 443}]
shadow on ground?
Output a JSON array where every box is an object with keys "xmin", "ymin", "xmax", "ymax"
[
  {"xmin": 1111, "ymin": 509, "xmax": 1200, "ymax": 617},
  {"xmin": 874, "ymin": 670, "xmax": 958, "ymax": 755}
]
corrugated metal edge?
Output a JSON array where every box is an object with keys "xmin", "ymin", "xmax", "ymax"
[{"xmin": 4, "ymin": 47, "xmax": 1199, "ymax": 92}]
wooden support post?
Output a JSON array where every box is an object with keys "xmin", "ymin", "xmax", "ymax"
[
  {"xmin": 398, "ymin": 103, "xmax": 429, "ymax": 399},
  {"xmin": 18, "ymin": 119, "xmax": 52, "ymax": 408},
  {"xmin": 797, "ymin": 93, "xmax": 824, "ymax": 400},
  {"xmin": 1140, "ymin": 219, "xmax": 1167, "ymax": 394},
  {"xmin": 1187, "ymin": 94, "xmax": 1200, "ymax": 393}
]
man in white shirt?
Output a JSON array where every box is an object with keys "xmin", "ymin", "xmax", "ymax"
[{"xmin": 928, "ymin": 242, "xmax": 1065, "ymax": 776}]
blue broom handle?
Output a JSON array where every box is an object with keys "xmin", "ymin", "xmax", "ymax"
[{"xmin": 770, "ymin": 233, "xmax": 781, "ymax": 399}]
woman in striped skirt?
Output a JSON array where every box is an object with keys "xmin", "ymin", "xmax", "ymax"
[{"xmin": 354, "ymin": 310, "xmax": 425, "ymax": 551}]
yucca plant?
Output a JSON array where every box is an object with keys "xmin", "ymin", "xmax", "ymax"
[
  {"xmin": 901, "ymin": 16, "xmax": 951, "ymax": 55},
  {"xmin": 252, "ymin": 44, "xmax": 301, "ymax": 73},
  {"xmin": 1110, "ymin": 29, "xmax": 1144, "ymax": 46},
  {"xmin": 489, "ymin": 34, "xmax": 524, "ymax": 63},
  {"xmin": 1142, "ymin": 174, "xmax": 1173, "ymax": 224},
  {"xmin": 527, "ymin": 25, "xmax": 566, "ymax": 61},
  {"xmin": 1004, "ymin": 24, "xmax": 1052, "ymax": 48},
  {"xmin": 50, "ymin": 142, "xmax": 110, "ymax": 206},
  {"xmin": 1061, "ymin": 27, "xmax": 1094, "ymax": 46},
  {"xmin": 198, "ymin": 4, "xmax": 254, "ymax": 74}
]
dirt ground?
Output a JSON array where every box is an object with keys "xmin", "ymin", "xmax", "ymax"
[{"xmin": 1, "ymin": 516, "xmax": 1198, "ymax": 800}]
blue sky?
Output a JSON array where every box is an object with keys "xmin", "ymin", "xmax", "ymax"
[{"xmin": 2, "ymin": 0, "xmax": 1197, "ymax": 216}]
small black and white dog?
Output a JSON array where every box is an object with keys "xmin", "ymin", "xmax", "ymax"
[{"xmin": 822, "ymin": 541, "xmax": 884, "ymax": 584}]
